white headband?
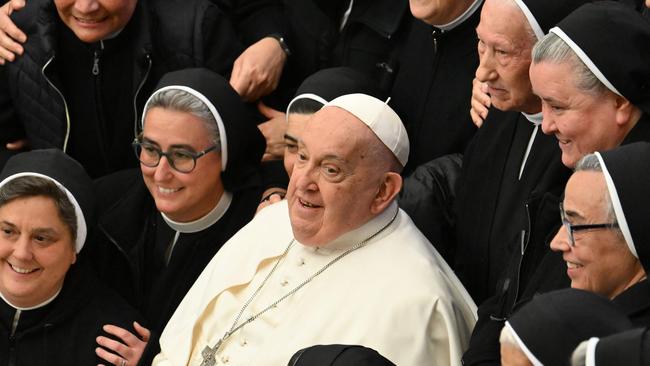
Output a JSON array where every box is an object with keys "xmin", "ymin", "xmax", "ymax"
[
  {"xmin": 595, "ymin": 152, "xmax": 637, "ymax": 258},
  {"xmin": 504, "ymin": 321, "xmax": 544, "ymax": 366},
  {"xmin": 142, "ymin": 85, "xmax": 229, "ymax": 171},
  {"xmin": 512, "ymin": 0, "xmax": 544, "ymax": 40},
  {"xmin": 550, "ymin": 27, "xmax": 622, "ymax": 98},
  {"xmin": 0, "ymin": 173, "xmax": 87, "ymax": 253}
]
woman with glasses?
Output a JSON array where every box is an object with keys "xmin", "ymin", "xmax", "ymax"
[
  {"xmin": 87, "ymin": 68, "xmax": 265, "ymax": 363},
  {"xmin": 550, "ymin": 142, "xmax": 650, "ymax": 326}
]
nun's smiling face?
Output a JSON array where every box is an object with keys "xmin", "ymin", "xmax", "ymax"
[
  {"xmin": 550, "ymin": 171, "xmax": 645, "ymax": 299},
  {"xmin": 55, "ymin": 0, "xmax": 136, "ymax": 43},
  {"xmin": 286, "ymin": 107, "xmax": 389, "ymax": 246},
  {"xmin": 531, "ymin": 61, "xmax": 628, "ymax": 168},
  {"xmin": 141, "ymin": 107, "xmax": 224, "ymax": 222},
  {"xmin": 409, "ymin": 0, "xmax": 474, "ymax": 25},
  {"xmin": 0, "ymin": 196, "xmax": 76, "ymax": 308},
  {"xmin": 475, "ymin": 0, "xmax": 540, "ymax": 114}
]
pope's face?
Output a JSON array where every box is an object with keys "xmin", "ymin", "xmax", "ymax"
[
  {"xmin": 0, "ymin": 196, "xmax": 76, "ymax": 308},
  {"xmin": 475, "ymin": 0, "xmax": 540, "ymax": 113},
  {"xmin": 531, "ymin": 61, "xmax": 624, "ymax": 168},
  {"xmin": 550, "ymin": 171, "xmax": 644, "ymax": 299},
  {"xmin": 283, "ymin": 113, "xmax": 311, "ymax": 177},
  {"xmin": 141, "ymin": 107, "xmax": 223, "ymax": 222},
  {"xmin": 286, "ymin": 107, "xmax": 386, "ymax": 246},
  {"xmin": 409, "ymin": 0, "xmax": 474, "ymax": 25},
  {"xmin": 55, "ymin": 0, "xmax": 136, "ymax": 43}
]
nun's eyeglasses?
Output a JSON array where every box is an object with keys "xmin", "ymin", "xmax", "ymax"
[
  {"xmin": 559, "ymin": 202, "xmax": 619, "ymax": 247},
  {"xmin": 132, "ymin": 140, "xmax": 218, "ymax": 173}
]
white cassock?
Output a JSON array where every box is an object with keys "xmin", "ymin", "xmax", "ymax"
[{"xmin": 153, "ymin": 200, "xmax": 477, "ymax": 366}]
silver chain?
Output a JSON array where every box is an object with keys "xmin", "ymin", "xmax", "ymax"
[{"xmin": 200, "ymin": 207, "xmax": 399, "ymax": 365}]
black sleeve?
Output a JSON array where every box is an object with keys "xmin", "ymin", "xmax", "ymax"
[
  {"xmin": 397, "ymin": 153, "xmax": 462, "ymax": 264},
  {"xmin": 260, "ymin": 159, "xmax": 289, "ymax": 191},
  {"xmin": 0, "ymin": 66, "xmax": 25, "ymax": 168},
  {"xmin": 200, "ymin": 2, "xmax": 246, "ymax": 78},
  {"xmin": 212, "ymin": 0, "xmax": 287, "ymax": 45},
  {"xmin": 461, "ymin": 295, "xmax": 503, "ymax": 366}
]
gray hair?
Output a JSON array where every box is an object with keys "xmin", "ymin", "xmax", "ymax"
[
  {"xmin": 532, "ymin": 33, "xmax": 609, "ymax": 97},
  {"xmin": 574, "ymin": 154, "xmax": 620, "ymax": 228},
  {"xmin": 0, "ymin": 176, "xmax": 77, "ymax": 243},
  {"xmin": 145, "ymin": 89, "xmax": 221, "ymax": 150}
]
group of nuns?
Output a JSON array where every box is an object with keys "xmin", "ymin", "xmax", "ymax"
[{"xmin": 1, "ymin": 1, "xmax": 650, "ymax": 366}]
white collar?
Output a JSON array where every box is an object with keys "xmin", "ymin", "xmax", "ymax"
[
  {"xmin": 0, "ymin": 287, "xmax": 62, "ymax": 311},
  {"xmin": 161, "ymin": 191, "xmax": 233, "ymax": 233},
  {"xmin": 522, "ymin": 111, "xmax": 543, "ymax": 126},
  {"xmin": 434, "ymin": 0, "xmax": 483, "ymax": 32},
  {"xmin": 307, "ymin": 201, "xmax": 399, "ymax": 252}
]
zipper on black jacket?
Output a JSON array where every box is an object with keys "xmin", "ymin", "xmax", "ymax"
[
  {"xmin": 512, "ymin": 202, "xmax": 533, "ymax": 306},
  {"xmin": 42, "ymin": 56, "xmax": 72, "ymax": 152},
  {"xmin": 133, "ymin": 52, "xmax": 152, "ymax": 138},
  {"xmin": 92, "ymin": 41, "xmax": 104, "ymax": 76},
  {"xmin": 431, "ymin": 28, "xmax": 440, "ymax": 54},
  {"xmin": 93, "ymin": 40, "xmax": 110, "ymax": 171}
]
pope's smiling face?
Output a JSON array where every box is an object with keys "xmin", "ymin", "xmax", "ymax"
[
  {"xmin": 55, "ymin": 0, "xmax": 136, "ymax": 43},
  {"xmin": 550, "ymin": 171, "xmax": 644, "ymax": 299},
  {"xmin": 286, "ymin": 107, "xmax": 387, "ymax": 246},
  {"xmin": 0, "ymin": 196, "xmax": 76, "ymax": 308},
  {"xmin": 141, "ymin": 107, "xmax": 224, "ymax": 223}
]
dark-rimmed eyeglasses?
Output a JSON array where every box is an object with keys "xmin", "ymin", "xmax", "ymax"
[
  {"xmin": 559, "ymin": 202, "xmax": 619, "ymax": 247},
  {"xmin": 132, "ymin": 140, "xmax": 218, "ymax": 173}
]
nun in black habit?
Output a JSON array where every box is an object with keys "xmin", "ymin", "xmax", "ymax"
[
  {"xmin": 86, "ymin": 68, "xmax": 265, "ymax": 361},
  {"xmin": 464, "ymin": 2, "xmax": 650, "ymax": 364},
  {"xmin": 0, "ymin": 149, "xmax": 142, "ymax": 366},
  {"xmin": 288, "ymin": 345, "xmax": 395, "ymax": 366},
  {"xmin": 571, "ymin": 328, "xmax": 650, "ymax": 366},
  {"xmin": 569, "ymin": 142, "xmax": 650, "ymax": 366},
  {"xmin": 594, "ymin": 142, "xmax": 650, "ymax": 325},
  {"xmin": 501, "ymin": 289, "xmax": 634, "ymax": 366}
]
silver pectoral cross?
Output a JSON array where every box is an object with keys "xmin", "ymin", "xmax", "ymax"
[{"xmin": 200, "ymin": 340, "xmax": 221, "ymax": 366}]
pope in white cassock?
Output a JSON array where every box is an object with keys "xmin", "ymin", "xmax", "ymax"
[{"xmin": 153, "ymin": 93, "xmax": 478, "ymax": 366}]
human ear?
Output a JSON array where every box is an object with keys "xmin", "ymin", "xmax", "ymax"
[
  {"xmin": 370, "ymin": 172, "xmax": 402, "ymax": 215},
  {"xmin": 614, "ymin": 95, "xmax": 641, "ymax": 127}
]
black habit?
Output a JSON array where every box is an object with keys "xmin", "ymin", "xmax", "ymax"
[
  {"xmin": 463, "ymin": 116, "xmax": 650, "ymax": 365},
  {"xmin": 390, "ymin": 7, "xmax": 480, "ymax": 174},
  {"xmin": 0, "ymin": 260, "xmax": 141, "ymax": 366}
]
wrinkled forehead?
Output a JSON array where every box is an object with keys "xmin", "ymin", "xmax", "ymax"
[
  {"xmin": 478, "ymin": 0, "xmax": 531, "ymax": 45},
  {"xmin": 565, "ymin": 171, "xmax": 608, "ymax": 213}
]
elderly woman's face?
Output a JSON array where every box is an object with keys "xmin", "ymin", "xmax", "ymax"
[
  {"xmin": 550, "ymin": 171, "xmax": 644, "ymax": 299},
  {"xmin": 531, "ymin": 61, "xmax": 623, "ymax": 168},
  {"xmin": 141, "ymin": 107, "xmax": 223, "ymax": 222},
  {"xmin": 0, "ymin": 196, "xmax": 76, "ymax": 308}
]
